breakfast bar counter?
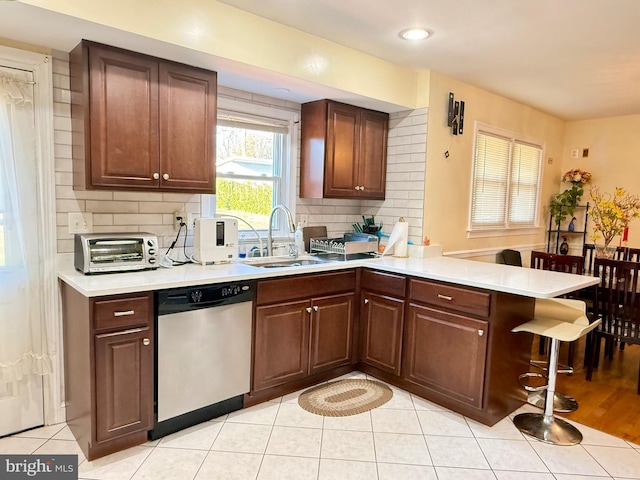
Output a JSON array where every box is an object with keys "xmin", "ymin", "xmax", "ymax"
[{"xmin": 57, "ymin": 254, "xmax": 599, "ymax": 298}]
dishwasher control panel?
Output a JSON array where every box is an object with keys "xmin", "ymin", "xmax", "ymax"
[{"xmin": 156, "ymin": 281, "xmax": 255, "ymax": 315}]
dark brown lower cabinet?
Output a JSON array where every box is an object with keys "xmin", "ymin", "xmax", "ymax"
[
  {"xmin": 248, "ymin": 271, "xmax": 357, "ymax": 403},
  {"xmin": 403, "ymin": 303, "xmax": 488, "ymax": 408},
  {"xmin": 253, "ymin": 300, "xmax": 310, "ymax": 391},
  {"xmin": 360, "ymin": 291, "xmax": 404, "ymax": 376},
  {"xmin": 309, "ymin": 293, "xmax": 355, "ymax": 375},
  {"xmin": 61, "ymin": 283, "xmax": 154, "ymax": 461},
  {"xmin": 94, "ymin": 327, "xmax": 153, "ymax": 443}
]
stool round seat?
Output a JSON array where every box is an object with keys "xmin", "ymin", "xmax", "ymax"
[{"xmin": 512, "ymin": 298, "xmax": 601, "ymax": 446}]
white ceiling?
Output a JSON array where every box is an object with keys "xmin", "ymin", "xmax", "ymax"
[
  {"xmin": 219, "ymin": 0, "xmax": 640, "ymax": 121},
  {"xmin": 1, "ymin": 1, "xmax": 639, "ymax": 120}
]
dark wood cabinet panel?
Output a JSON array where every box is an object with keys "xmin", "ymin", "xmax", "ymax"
[
  {"xmin": 159, "ymin": 62, "xmax": 216, "ymax": 192},
  {"xmin": 300, "ymin": 99, "xmax": 388, "ymax": 200},
  {"xmin": 358, "ymin": 109, "xmax": 388, "ymax": 199},
  {"xmin": 95, "ymin": 327, "xmax": 153, "ymax": 443},
  {"xmin": 360, "ymin": 291, "xmax": 404, "ymax": 376},
  {"xmin": 61, "ymin": 285, "xmax": 153, "ymax": 460},
  {"xmin": 71, "ymin": 40, "xmax": 216, "ymax": 193},
  {"xmin": 404, "ymin": 303, "xmax": 487, "ymax": 408},
  {"xmin": 324, "ymin": 102, "xmax": 360, "ymax": 198},
  {"xmin": 253, "ymin": 300, "xmax": 310, "ymax": 391},
  {"xmin": 87, "ymin": 43, "xmax": 159, "ymax": 189},
  {"xmin": 256, "ymin": 270, "xmax": 356, "ymax": 305},
  {"xmin": 309, "ymin": 293, "xmax": 355, "ymax": 375},
  {"xmin": 409, "ymin": 279, "xmax": 491, "ymax": 318}
]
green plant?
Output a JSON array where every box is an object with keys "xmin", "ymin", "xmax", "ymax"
[{"xmin": 550, "ymin": 183, "xmax": 584, "ymax": 226}]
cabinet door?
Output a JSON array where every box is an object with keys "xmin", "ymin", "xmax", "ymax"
[
  {"xmin": 360, "ymin": 291, "xmax": 404, "ymax": 376},
  {"xmin": 324, "ymin": 102, "xmax": 360, "ymax": 198},
  {"xmin": 404, "ymin": 304, "xmax": 488, "ymax": 408},
  {"xmin": 358, "ymin": 110, "xmax": 388, "ymax": 199},
  {"xmin": 88, "ymin": 44, "xmax": 159, "ymax": 188},
  {"xmin": 159, "ymin": 62, "xmax": 217, "ymax": 192},
  {"xmin": 94, "ymin": 327, "xmax": 153, "ymax": 443},
  {"xmin": 253, "ymin": 300, "xmax": 310, "ymax": 391},
  {"xmin": 309, "ymin": 293, "xmax": 355, "ymax": 375}
]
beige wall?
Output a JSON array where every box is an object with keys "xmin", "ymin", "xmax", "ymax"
[
  {"xmin": 562, "ymin": 114, "xmax": 640, "ymax": 247},
  {"xmin": 423, "ymin": 72, "xmax": 566, "ymax": 261}
]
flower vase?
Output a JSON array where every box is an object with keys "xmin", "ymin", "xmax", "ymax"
[{"xmin": 595, "ymin": 244, "xmax": 616, "ymax": 259}]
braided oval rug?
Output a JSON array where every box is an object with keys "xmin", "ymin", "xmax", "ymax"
[{"xmin": 298, "ymin": 379, "xmax": 393, "ymax": 417}]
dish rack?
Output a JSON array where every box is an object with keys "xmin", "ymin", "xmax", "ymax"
[{"xmin": 310, "ymin": 233, "xmax": 379, "ymax": 260}]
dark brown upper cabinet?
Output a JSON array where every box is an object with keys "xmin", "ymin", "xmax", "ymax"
[
  {"xmin": 300, "ymin": 99, "xmax": 388, "ymax": 200},
  {"xmin": 70, "ymin": 40, "xmax": 217, "ymax": 193}
]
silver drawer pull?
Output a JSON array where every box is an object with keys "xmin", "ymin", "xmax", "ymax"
[
  {"xmin": 313, "ymin": 305, "xmax": 319, "ymax": 311},
  {"xmin": 437, "ymin": 294, "xmax": 453, "ymax": 301},
  {"xmin": 142, "ymin": 338, "xmax": 150, "ymax": 346},
  {"xmin": 364, "ymin": 298, "xmax": 369, "ymax": 304},
  {"xmin": 478, "ymin": 329, "xmax": 485, "ymax": 336},
  {"xmin": 113, "ymin": 310, "xmax": 135, "ymax": 317},
  {"xmin": 100, "ymin": 328, "xmax": 144, "ymax": 338},
  {"xmin": 306, "ymin": 307, "xmax": 312, "ymax": 313}
]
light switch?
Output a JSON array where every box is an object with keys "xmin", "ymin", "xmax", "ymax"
[{"xmin": 68, "ymin": 212, "xmax": 93, "ymax": 234}]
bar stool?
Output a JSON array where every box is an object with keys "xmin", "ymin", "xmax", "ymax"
[{"xmin": 512, "ymin": 298, "xmax": 601, "ymax": 445}]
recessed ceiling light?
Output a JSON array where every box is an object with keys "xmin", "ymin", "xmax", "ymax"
[{"xmin": 399, "ymin": 27, "xmax": 431, "ymax": 41}]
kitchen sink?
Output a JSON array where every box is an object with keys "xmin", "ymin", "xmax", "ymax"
[
  {"xmin": 251, "ymin": 258, "xmax": 328, "ymax": 268},
  {"xmin": 239, "ymin": 256, "xmax": 331, "ymax": 268}
]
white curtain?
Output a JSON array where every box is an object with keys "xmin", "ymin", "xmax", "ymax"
[{"xmin": 0, "ymin": 66, "xmax": 52, "ymax": 383}]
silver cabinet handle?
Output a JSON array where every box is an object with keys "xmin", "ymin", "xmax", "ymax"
[
  {"xmin": 478, "ymin": 330, "xmax": 485, "ymax": 336},
  {"xmin": 364, "ymin": 298, "xmax": 369, "ymax": 304},
  {"xmin": 100, "ymin": 327, "xmax": 143, "ymax": 338},
  {"xmin": 360, "ymin": 186, "xmax": 365, "ymax": 191},
  {"xmin": 313, "ymin": 305, "xmax": 319, "ymax": 311},
  {"xmin": 142, "ymin": 338, "xmax": 151, "ymax": 346},
  {"xmin": 162, "ymin": 173, "xmax": 170, "ymax": 180},
  {"xmin": 113, "ymin": 310, "xmax": 135, "ymax": 317},
  {"xmin": 153, "ymin": 172, "xmax": 159, "ymax": 179},
  {"xmin": 306, "ymin": 307, "xmax": 312, "ymax": 313},
  {"xmin": 437, "ymin": 294, "xmax": 453, "ymax": 301},
  {"xmin": 354, "ymin": 186, "xmax": 360, "ymax": 190}
]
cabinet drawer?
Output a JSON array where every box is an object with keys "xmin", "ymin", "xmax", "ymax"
[
  {"xmin": 361, "ymin": 269, "xmax": 406, "ymax": 297},
  {"xmin": 93, "ymin": 293, "xmax": 152, "ymax": 331},
  {"xmin": 257, "ymin": 270, "xmax": 356, "ymax": 305},
  {"xmin": 409, "ymin": 279, "xmax": 490, "ymax": 318}
]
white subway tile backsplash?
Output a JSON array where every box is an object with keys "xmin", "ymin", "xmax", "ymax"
[
  {"xmin": 112, "ymin": 191, "xmax": 165, "ymax": 202},
  {"xmin": 112, "ymin": 214, "xmax": 164, "ymax": 225},
  {"xmin": 53, "ymin": 116, "xmax": 72, "ymax": 132},
  {"xmin": 56, "ymin": 199, "xmax": 84, "ymax": 212},
  {"xmin": 139, "ymin": 202, "xmax": 187, "ymax": 214},
  {"xmin": 93, "ymin": 214, "xmax": 114, "ymax": 226},
  {"xmin": 74, "ymin": 190, "xmax": 114, "ymax": 201},
  {"xmin": 52, "ymin": 72, "xmax": 70, "ymax": 90},
  {"xmin": 86, "ymin": 200, "xmax": 139, "ymax": 213}
]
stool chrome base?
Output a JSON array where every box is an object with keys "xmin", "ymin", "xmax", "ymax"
[
  {"xmin": 527, "ymin": 390, "xmax": 578, "ymax": 413},
  {"xmin": 514, "ymin": 412, "xmax": 583, "ymax": 445}
]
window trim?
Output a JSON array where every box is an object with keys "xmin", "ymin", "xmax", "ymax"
[
  {"xmin": 467, "ymin": 122, "xmax": 545, "ymax": 238},
  {"xmin": 202, "ymin": 96, "xmax": 299, "ymax": 236}
]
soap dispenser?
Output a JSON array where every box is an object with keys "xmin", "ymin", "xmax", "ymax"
[{"xmin": 294, "ymin": 222, "xmax": 305, "ymax": 254}]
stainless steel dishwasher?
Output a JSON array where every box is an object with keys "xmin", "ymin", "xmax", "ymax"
[{"xmin": 149, "ymin": 280, "xmax": 255, "ymax": 440}]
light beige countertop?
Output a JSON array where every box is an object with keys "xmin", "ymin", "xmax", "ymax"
[{"xmin": 57, "ymin": 253, "xmax": 599, "ymax": 299}]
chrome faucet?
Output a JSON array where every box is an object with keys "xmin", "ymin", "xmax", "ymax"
[{"xmin": 267, "ymin": 205, "xmax": 296, "ymax": 256}]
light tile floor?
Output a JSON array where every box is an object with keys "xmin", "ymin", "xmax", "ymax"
[{"xmin": 2, "ymin": 371, "xmax": 640, "ymax": 480}]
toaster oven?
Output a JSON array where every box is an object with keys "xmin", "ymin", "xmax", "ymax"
[{"xmin": 74, "ymin": 233, "xmax": 159, "ymax": 274}]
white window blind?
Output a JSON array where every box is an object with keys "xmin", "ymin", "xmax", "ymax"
[{"xmin": 470, "ymin": 126, "xmax": 543, "ymax": 232}]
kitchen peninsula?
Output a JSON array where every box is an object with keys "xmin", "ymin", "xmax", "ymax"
[{"xmin": 58, "ymin": 254, "xmax": 599, "ymax": 460}]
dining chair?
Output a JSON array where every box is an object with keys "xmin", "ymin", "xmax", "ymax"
[
  {"xmin": 497, "ymin": 249, "xmax": 522, "ymax": 266},
  {"xmin": 586, "ymin": 257, "xmax": 640, "ymax": 394},
  {"xmin": 583, "ymin": 244, "xmax": 596, "ymax": 275},
  {"xmin": 530, "ymin": 251, "xmax": 586, "ymax": 367}
]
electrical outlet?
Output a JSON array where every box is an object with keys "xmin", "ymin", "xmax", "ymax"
[
  {"xmin": 174, "ymin": 211, "xmax": 187, "ymax": 231},
  {"xmin": 68, "ymin": 212, "xmax": 93, "ymax": 234}
]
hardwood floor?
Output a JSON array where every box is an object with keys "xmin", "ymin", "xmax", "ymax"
[{"xmin": 531, "ymin": 336, "xmax": 640, "ymax": 444}]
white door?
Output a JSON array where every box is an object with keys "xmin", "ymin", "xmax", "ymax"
[{"xmin": 0, "ymin": 64, "xmax": 45, "ymax": 436}]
